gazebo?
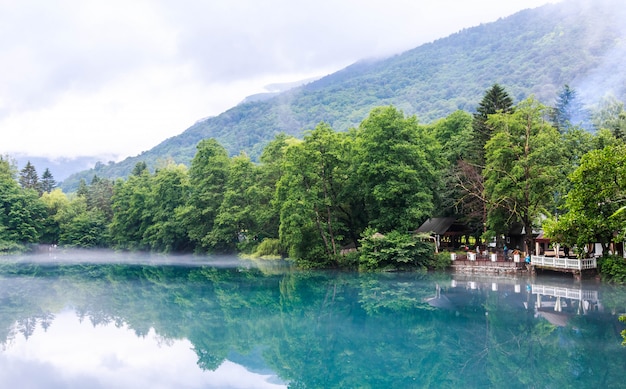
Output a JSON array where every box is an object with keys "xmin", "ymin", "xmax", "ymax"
[{"xmin": 415, "ymin": 217, "xmax": 471, "ymax": 251}]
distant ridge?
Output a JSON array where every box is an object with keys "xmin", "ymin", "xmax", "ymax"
[{"xmin": 61, "ymin": 0, "xmax": 626, "ymax": 191}]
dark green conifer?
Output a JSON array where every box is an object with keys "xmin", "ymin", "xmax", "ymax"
[
  {"xmin": 19, "ymin": 161, "xmax": 40, "ymax": 193},
  {"xmin": 472, "ymin": 84, "xmax": 514, "ymax": 165},
  {"xmin": 40, "ymin": 168, "xmax": 56, "ymax": 193}
]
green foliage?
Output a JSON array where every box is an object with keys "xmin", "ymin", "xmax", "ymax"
[
  {"xmin": 550, "ymin": 84, "xmax": 589, "ymax": 132},
  {"xmin": 142, "ymin": 163, "xmax": 192, "ymax": 253},
  {"xmin": 0, "ymin": 183, "xmax": 46, "ymax": 244},
  {"xmin": 597, "ymin": 255, "xmax": 626, "ymax": 284},
  {"xmin": 277, "ymin": 123, "xmax": 353, "ymax": 263},
  {"xmin": 432, "ymin": 251, "xmax": 453, "ymax": 271},
  {"xmin": 39, "ymin": 189, "xmax": 70, "ymax": 244},
  {"xmin": 55, "ymin": 197, "xmax": 109, "ymax": 248},
  {"xmin": 354, "ymin": 106, "xmax": 442, "ymax": 233},
  {"xmin": 18, "ymin": 161, "xmax": 40, "ymax": 194},
  {"xmin": 472, "ymin": 83, "xmax": 514, "ymax": 164},
  {"xmin": 184, "ymin": 139, "xmax": 231, "ymax": 252},
  {"xmin": 0, "ymin": 239, "xmax": 24, "ymax": 253},
  {"xmin": 40, "ymin": 168, "xmax": 56, "ymax": 193},
  {"xmin": 484, "ymin": 98, "xmax": 566, "ymax": 252},
  {"xmin": 251, "ymin": 238, "xmax": 283, "ymax": 258},
  {"xmin": 432, "ymin": 110, "xmax": 475, "ymax": 165},
  {"xmin": 547, "ymin": 144, "xmax": 626, "ymax": 252},
  {"xmin": 109, "ymin": 171, "xmax": 153, "ymax": 250},
  {"xmin": 208, "ymin": 154, "xmax": 261, "ymax": 253},
  {"xmin": 358, "ymin": 229, "xmax": 435, "ymax": 271},
  {"xmin": 591, "ymin": 95, "xmax": 626, "ymax": 140}
]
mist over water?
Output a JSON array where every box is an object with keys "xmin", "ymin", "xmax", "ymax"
[{"xmin": 5, "ymin": 247, "xmax": 253, "ymax": 268}]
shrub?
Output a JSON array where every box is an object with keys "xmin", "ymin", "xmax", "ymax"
[
  {"xmin": 337, "ymin": 250, "xmax": 360, "ymax": 269},
  {"xmin": 598, "ymin": 255, "xmax": 626, "ymax": 283},
  {"xmin": 430, "ymin": 252, "xmax": 453, "ymax": 270},
  {"xmin": 251, "ymin": 238, "xmax": 283, "ymax": 259},
  {"xmin": 358, "ymin": 229, "xmax": 435, "ymax": 271}
]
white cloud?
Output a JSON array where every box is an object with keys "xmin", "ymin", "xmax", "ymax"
[
  {"xmin": 0, "ymin": 310, "xmax": 287, "ymax": 388},
  {"xmin": 0, "ymin": 0, "xmax": 561, "ymax": 159}
]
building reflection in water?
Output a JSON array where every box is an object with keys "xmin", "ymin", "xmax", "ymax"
[{"xmin": 440, "ymin": 276, "xmax": 603, "ymax": 327}]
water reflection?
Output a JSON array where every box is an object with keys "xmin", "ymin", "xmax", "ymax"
[
  {"xmin": 445, "ymin": 276, "xmax": 603, "ymax": 327},
  {"xmin": 0, "ymin": 257, "xmax": 624, "ymax": 388},
  {"xmin": 0, "ymin": 310, "xmax": 286, "ymax": 389}
]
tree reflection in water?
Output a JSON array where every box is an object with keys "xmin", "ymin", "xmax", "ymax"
[{"xmin": 0, "ymin": 258, "xmax": 624, "ymax": 388}]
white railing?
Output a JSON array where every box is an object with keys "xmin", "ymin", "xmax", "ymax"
[
  {"xmin": 530, "ymin": 255, "xmax": 597, "ymax": 270},
  {"xmin": 531, "ymin": 284, "xmax": 598, "ymax": 301}
]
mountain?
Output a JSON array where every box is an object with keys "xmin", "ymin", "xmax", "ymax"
[
  {"xmin": 12, "ymin": 155, "xmax": 116, "ymax": 182},
  {"xmin": 60, "ymin": 0, "xmax": 626, "ymax": 191}
]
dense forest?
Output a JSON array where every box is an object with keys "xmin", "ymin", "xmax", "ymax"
[
  {"xmin": 59, "ymin": 0, "xmax": 626, "ymax": 192},
  {"xmin": 2, "ymin": 85, "xmax": 626, "ymax": 274}
]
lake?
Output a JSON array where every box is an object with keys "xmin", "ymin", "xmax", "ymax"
[{"xmin": 0, "ymin": 250, "xmax": 625, "ymax": 388}]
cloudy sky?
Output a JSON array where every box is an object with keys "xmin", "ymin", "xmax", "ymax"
[{"xmin": 1, "ymin": 0, "xmax": 561, "ymax": 161}]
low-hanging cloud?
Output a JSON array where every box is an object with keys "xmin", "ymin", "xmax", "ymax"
[{"xmin": 0, "ymin": 0, "xmax": 562, "ymax": 159}]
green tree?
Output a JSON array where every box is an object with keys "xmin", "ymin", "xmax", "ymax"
[
  {"xmin": 254, "ymin": 133, "xmax": 294, "ymax": 242},
  {"xmin": 472, "ymin": 84, "xmax": 514, "ymax": 164},
  {"xmin": 40, "ymin": 168, "xmax": 56, "ymax": 193},
  {"xmin": 431, "ymin": 110, "xmax": 485, "ymax": 237},
  {"xmin": 19, "ymin": 161, "xmax": 40, "ymax": 194},
  {"xmin": 143, "ymin": 163, "xmax": 192, "ymax": 252},
  {"xmin": 550, "ymin": 84, "xmax": 587, "ymax": 132},
  {"xmin": 276, "ymin": 123, "xmax": 353, "ymax": 262},
  {"xmin": 432, "ymin": 110, "xmax": 475, "ymax": 166},
  {"xmin": 455, "ymin": 85, "xmax": 515, "ymax": 241},
  {"xmin": 208, "ymin": 153, "xmax": 260, "ymax": 252},
  {"xmin": 55, "ymin": 197, "xmax": 108, "ymax": 247},
  {"xmin": 181, "ymin": 139, "xmax": 231, "ymax": 251},
  {"xmin": 76, "ymin": 179, "xmax": 89, "ymax": 197},
  {"xmin": 545, "ymin": 144, "xmax": 626, "ymax": 254},
  {"xmin": 131, "ymin": 161, "xmax": 148, "ymax": 176},
  {"xmin": 484, "ymin": 98, "xmax": 565, "ymax": 254},
  {"xmin": 591, "ymin": 95, "xmax": 626, "ymax": 140},
  {"xmin": 354, "ymin": 106, "xmax": 441, "ymax": 233},
  {"xmin": 0, "ymin": 158, "xmax": 46, "ymax": 245},
  {"xmin": 109, "ymin": 166, "xmax": 153, "ymax": 250},
  {"xmin": 40, "ymin": 189, "xmax": 70, "ymax": 244},
  {"xmin": 85, "ymin": 176, "xmax": 115, "ymax": 222}
]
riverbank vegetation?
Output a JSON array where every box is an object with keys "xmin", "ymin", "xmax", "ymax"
[{"xmin": 1, "ymin": 86, "xmax": 625, "ymax": 272}]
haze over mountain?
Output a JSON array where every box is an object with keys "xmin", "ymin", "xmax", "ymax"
[{"xmin": 60, "ymin": 0, "xmax": 625, "ymax": 191}]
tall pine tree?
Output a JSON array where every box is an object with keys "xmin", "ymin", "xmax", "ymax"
[
  {"xmin": 455, "ymin": 85, "xmax": 514, "ymax": 240},
  {"xmin": 19, "ymin": 161, "xmax": 40, "ymax": 194},
  {"xmin": 472, "ymin": 84, "xmax": 514, "ymax": 164},
  {"xmin": 550, "ymin": 84, "xmax": 587, "ymax": 132},
  {"xmin": 40, "ymin": 168, "xmax": 56, "ymax": 193}
]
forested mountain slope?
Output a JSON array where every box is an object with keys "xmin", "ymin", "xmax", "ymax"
[{"xmin": 61, "ymin": 0, "xmax": 626, "ymax": 191}]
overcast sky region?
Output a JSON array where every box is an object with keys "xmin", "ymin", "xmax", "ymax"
[{"xmin": 0, "ymin": 0, "xmax": 561, "ymax": 160}]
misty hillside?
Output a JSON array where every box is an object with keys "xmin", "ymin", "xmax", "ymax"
[{"xmin": 61, "ymin": 0, "xmax": 626, "ymax": 191}]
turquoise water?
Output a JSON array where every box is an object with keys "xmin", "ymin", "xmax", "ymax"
[{"xmin": 0, "ymin": 251, "xmax": 625, "ymax": 388}]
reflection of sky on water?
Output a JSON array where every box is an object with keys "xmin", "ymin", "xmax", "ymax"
[{"xmin": 0, "ymin": 309, "xmax": 286, "ymax": 389}]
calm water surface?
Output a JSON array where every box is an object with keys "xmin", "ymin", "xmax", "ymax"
[{"xmin": 0, "ymin": 250, "xmax": 625, "ymax": 388}]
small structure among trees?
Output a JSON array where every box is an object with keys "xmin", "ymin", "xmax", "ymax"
[{"xmin": 415, "ymin": 217, "xmax": 472, "ymax": 251}]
